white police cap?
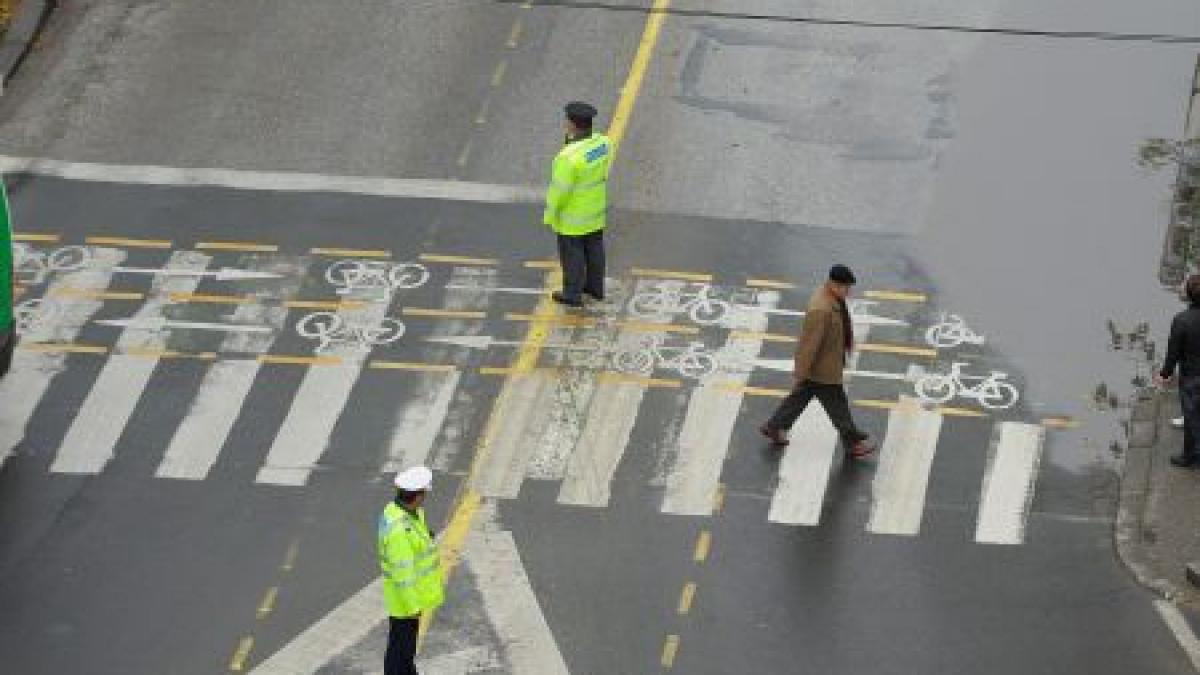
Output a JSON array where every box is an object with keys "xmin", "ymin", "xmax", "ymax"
[{"xmin": 394, "ymin": 466, "xmax": 433, "ymax": 491}]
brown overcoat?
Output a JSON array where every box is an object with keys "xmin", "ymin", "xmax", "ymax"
[{"xmin": 793, "ymin": 284, "xmax": 851, "ymax": 384}]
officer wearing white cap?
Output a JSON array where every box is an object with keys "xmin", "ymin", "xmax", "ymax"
[
  {"xmin": 544, "ymin": 101, "xmax": 613, "ymax": 307},
  {"xmin": 378, "ymin": 466, "xmax": 444, "ymax": 675}
]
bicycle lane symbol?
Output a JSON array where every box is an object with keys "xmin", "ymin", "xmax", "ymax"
[{"xmin": 296, "ymin": 259, "xmax": 430, "ymax": 355}]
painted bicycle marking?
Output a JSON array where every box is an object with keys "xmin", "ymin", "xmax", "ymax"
[
  {"xmin": 926, "ymin": 313, "xmax": 985, "ymax": 349},
  {"xmin": 628, "ymin": 281, "xmax": 731, "ymax": 325},
  {"xmin": 14, "ymin": 244, "xmax": 91, "ymax": 285},
  {"xmin": 324, "ymin": 260, "xmax": 430, "ymax": 296},
  {"xmin": 914, "ymin": 362, "xmax": 1018, "ymax": 410},
  {"xmin": 14, "ymin": 298, "xmax": 60, "ymax": 334},
  {"xmin": 611, "ymin": 334, "xmax": 718, "ymax": 379},
  {"xmin": 295, "ymin": 311, "xmax": 406, "ymax": 353}
]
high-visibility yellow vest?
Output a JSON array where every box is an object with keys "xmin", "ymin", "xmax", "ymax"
[
  {"xmin": 378, "ymin": 503, "xmax": 444, "ymax": 618},
  {"xmin": 543, "ymin": 132, "xmax": 612, "ymax": 236}
]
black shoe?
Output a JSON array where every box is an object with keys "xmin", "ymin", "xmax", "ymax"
[
  {"xmin": 1170, "ymin": 454, "xmax": 1199, "ymax": 468},
  {"xmin": 583, "ymin": 290, "xmax": 605, "ymax": 302},
  {"xmin": 552, "ymin": 292, "xmax": 583, "ymax": 308}
]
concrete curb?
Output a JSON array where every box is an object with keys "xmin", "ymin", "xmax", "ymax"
[
  {"xmin": 1115, "ymin": 390, "xmax": 1187, "ymax": 601},
  {"xmin": 0, "ymin": 0, "xmax": 56, "ymax": 95}
]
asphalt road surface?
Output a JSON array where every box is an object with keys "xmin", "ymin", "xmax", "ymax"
[{"xmin": 2, "ymin": 1, "xmax": 1199, "ymax": 673}]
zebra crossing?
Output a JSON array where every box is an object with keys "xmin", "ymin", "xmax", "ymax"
[{"xmin": 0, "ymin": 241, "xmax": 1049, "ymax": 545}]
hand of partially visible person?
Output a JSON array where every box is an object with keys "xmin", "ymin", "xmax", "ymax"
[{"xmin": 1155, "ymin": 372, "xmax": 1175, "ymax": 387}]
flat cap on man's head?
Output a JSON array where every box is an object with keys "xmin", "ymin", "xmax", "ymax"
[
  {"xmin": 565, "ymin": 101, "xmax": 598, "ymax": 126},
  {"xmin": 829, "ymin": 264, "xmax": 857, "ymax": 285}
]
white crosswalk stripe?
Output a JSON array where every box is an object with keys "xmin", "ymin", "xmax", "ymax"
[
  {"xmin": 157, "ymin": 255, "xmax": 308, "ymax": 480},
  {"xmin": 51, "ymin": 251, "xmax": 211, "ymax": 474},
  {"xmin": 975, "ymin": 422, "xmax": 1046, "ymax": 545},
  {"xmin": 0, "ymin": 247, "xmax": 125, "ymax": 468},
  {"xmin": 867, "ymin": 396, "xmax": 945, "ymax": 536},
  {"xmin": 767, "ymin": 405, "xmax": 839, "ymax": 525}
]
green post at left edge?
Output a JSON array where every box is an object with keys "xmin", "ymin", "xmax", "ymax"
[{"xmin": 1, "ymin": 180, "xmax": 15, "ymax": 377}]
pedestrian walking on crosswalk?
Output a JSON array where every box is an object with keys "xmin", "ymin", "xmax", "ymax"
[
  {"xmin": 544, "ymin": 101, "xmax": 612, "ymax": 308},
  {"xmin": 759, "ymin": 264, "xmax": 875, "ymax": 459},
  {"xmin": 379, "ymin": 466, "xmax": 445, "ymax": 675}
]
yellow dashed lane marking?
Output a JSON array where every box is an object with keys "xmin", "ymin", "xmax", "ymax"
[
  {"xmin": 693, "ymin": 530, "xmax": 712, "ymax": 563},
  {"xmin": 169, "ymin": 292, "xmax": 251, "ymax": 305},
  {"xmin": 505, "ymin": 19, "xmax": 523, "ymax": 48},
  {"xmin": 13, "ymin": 232, "xmax": 60, "ymax": 242},
  {"xmin": 256, "ymin": 587, "xmax": 279, "ymax": 620},
  {"xmin": 492, "ymin": 59, "xmax": 509, "ymax": 87},
  {"xmin": 597, "ymin": 373, "xmax": 682, "ymax": 388},
  {"xmin": 616, "ymin": 321, "xmax": 699, "ymax": 334},
  {"xmin": 19, "ymin": 342, "xmax": 108, "ymax": 354},
  {"xmin": 505, "ymin": 312, "xmax": 596, "ymax": 326},
  {"xmin": 677, "ymin": 582, "xmax": 697, "ymax": 615},
  {"xmin": 418, "ymin": 253, "xmax": 498, "ymax": 266},
  {"xmin": 729, "ymin": 331, "xmax": 795, "ymax": 343},
  {"xmin": 85, "ymin": 236, "xmax": 172, "ymax": 249},
  {"xmin": 713, "ymin": 483, "xmax": 727, "ymax": 513},
  {"xmin": 258, "ymin": 355, "xmax": 343, "ymax": 366},
  {"xmin": 853, "ymin": 398, "xmax": 988, "ymax": 418},
  {"xmin": 661, "ymin": 634, "xmax": 681, "ymax": 669},
  {"xmin": 281, "ymin": 541, "xmax": 300, "ymax": 572},
  {"xmin": 746, "ymin": 278, "xmax": 794, "ymax": 290},
  {"xmin": 50, "ymin": 287, "xmax": 144, "ymax": 301},
  {"xmin": 124, "ymin": 348, "xmax": 217, "ymax": 360},
  {"xmin": 229, "ymin": 636, "xmax": 254, "ymax": 672},
  {"xmin": 402, "ymin": 307, "xmax": 487, "ymax": 320},
  {"xmin": 370, "ymin": 361, "xmax": 458, "ymax": 372},
  {"xmin": 523, "ymin": 259, "xmax": 559, "ymax": 269},
  {"xmin": 631, "ymin": 267, "xmax": 712, "ymax": 282},
  {"xmin": 309, "ymin": 247, "xmax": 390, "ymax": 258},
  {"xmin": 284, "ymin": 300, "xmax": 365, "ymax": 310},
  {"xmin": 196, "ymin": 241, "xmax": 279, "ymax": 253},
  {"xmin": 864, "ymin": 290, "xmax": 927, "ymax": 303},
  {"xmin": 857, "ymin": 342, "xmax": 937, "ymax": 358},
  {"xmin": 1041, "ymin": 416, "xmax": 1079, "ymax": 429}
]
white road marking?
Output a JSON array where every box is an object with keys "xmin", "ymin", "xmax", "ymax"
[
  {"xmin": 157, "ymin": 256, "xmax": 306, "ymax": 480},
  {"xmin": 558, "ymin": 378, "xmax": 644, "ymax": 507},
  {"xmin": 866, "ymin": 396, "xmax": 944, "ymax": 536},
  {"xmin": 662, "ymin": 296, "xmax": 774, "ymax": 516},
  {"xmin": 974, "ymin": 422, "xmax": 1046, "ymax": 545},
  {"xmin": 0, "ymin": 248, "xmax": 125, "ymax": 467},
  {"xmin": 0, "ymin": 155, "xmax": 543, "ymax": 203},
  {"xmin": 382, "ymin": 369, "xmax": 462, "ymax": 473},
  {"xmin": 472, "ymin": 369, "xmax": 559, "ymax": 498},
  {"xmin": 50, "ymin": 251, "xmax": 211, "ymax": 474},
  {"xmin": 256, "ymin": 279, "xmax": 394, "ymax": 486},
  {"xmin": 113, "ymin": 266, "xmax": 280, "ymax": 281},
  {"xmin": 96, "ymin": 317, "xmax": 271, "ymax": 333},
  {"xmin": 249, "ymin": 578, "xmax": 385, "ymax": 675},
  {"xmin": 767, "ymin": 405, "xmax": 840, "ymax": 525},
  {"xmin": 1155, "ymin": 599, "xmax": 1200, "ymax": 671}
]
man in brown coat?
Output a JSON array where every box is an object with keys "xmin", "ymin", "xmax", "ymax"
[{"xmin": 759, "ymin": 264, "xmax": 874, "ymax": 458}]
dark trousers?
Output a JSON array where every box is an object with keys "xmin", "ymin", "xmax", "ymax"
[
  {"xmin": 1181, "ymin": 375, "xmax": 1200, "ymax": 461},
  {"xmin": 385, "ymin": 616, "xmax": 420, "ymax": 675},
  {"xmin": 765, "ymin": 380, "xmax": 867, "ymax": 449},
  {"xmin": 556, "ymin": 231, "xmax": 605, "ymax": 301}
]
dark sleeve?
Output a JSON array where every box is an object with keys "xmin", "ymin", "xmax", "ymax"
[{"xmin": 1162, "ymin": 313, "xmax": 1184, "ymax": 377}]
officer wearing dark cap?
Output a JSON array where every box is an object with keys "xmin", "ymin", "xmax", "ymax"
[
  {"xmin": 544, "ymin": 101, "xmax": 613, "ymax": 307},
  {"xmin": 760, "ymin": 264, "xmax": 875, "ymax": 459}
]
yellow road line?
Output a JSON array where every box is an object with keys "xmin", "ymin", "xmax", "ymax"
[
  {"xmin": 631, "ymin": 267, "xmax": 712, "ymax": 282},
  {"xmin": 13, "ymin": 232, "xmax": 60, "ymax": 242},
  {"xmin": 18, "ymin": 342, "xmax": 108, "ymax": 354},
  {"xmin": 1041, "ymin": 416, "xmax": 1079, "ymax": 429},
  {"xmin": 369, "ymin": 361, "xmax": 458, "ymax": 372},
  {"xmin": 284, "ymin": 299, "xmax": 365, "ymax": 310},
  {"xmin": 85, "ymin": 236, "xmax": 172, "ymax": 249},
  {"xmin": 720, "ymin": 384, "xmax": 788, "ymax": 398},
  {"xmin": 418, "ymin": 253, "xmax": 498, "ymax": 266},
  {"xmin": 196, "ymin": 241, "xmax": 279, "ymax": 253},
  {"xmin": 124, "ymin": 348, "xmax": 217, "ymax": 360},
  {"xmin": 256, "ymin": 586, "xmax": 279, "ymax": 620},
  {"xmin": 258, "ymin": 355, "xmax": 342, "ymax": 366},
  {"xmin": 523, "ymin": 259, "xmax": 558, "ymax": 269},
  {"xmin": 693, "ymin": 530, "xmax": 712, "ymax": 563},
  {"xmin": 597, "ymin": 372, "xmax": 682, "ymax": 388},
  {"xmin": 746, "ymin": 278, "xmax": 794, "ymax": 290},
  {"xmin": 505, "ymin": 312, "xmax": 596, "ymax": 326},
  {"xmin": 478, "ymin": 366, "xmax": 539, "ymax": 377},
  {"xmin": 677, "ymin": 582, "xmax": 697, "ymax": 615},
  {"xmin": 228, "ymin": 636, "xmax": 254, "ymax": 672},
  {"xmin": 457, "ymin": 138, "xmax": 473, "ymax": 168},
  {"xmin": 858, "ymin": 342, "xmax": 937, "ymax": 358},
  {"xmin": 169, "ymin": 292, "xmax": 252, "ymax": 305},
  {"xmin": 713, "ymin": 483, "xmax": 727, "ymax": 513},
  {"xmin": 475, "ymin": 97, "xmax": 491, "ymax": 125},
  {"xmin": 615, "ymin": 320, "xmax": 699, "ymax": 334},
  {"xmin": 661, "ymin": 634, "xmax": 680, "ymax": 669},
  {"xmin": 864, "ymin": 290, "xmax": 927, "ymax": 303},
  {"xmin": 609, "ymin": 0, "xmax": 672, "ymax": 150},
  {"xmin": 505, "ymin": 19, "xmax": 523, "ymax": 49},
  {"xmin": 853, "ymin": 398, "xmax": 988, "ymax": 418},
  {"xmin": 402, "ymin": 307, "xmax": 487, "ymax": 320},
  {"xmin": 309, "ymin": 247, "xmax": 390, "ymax": 258},
  {"xmin": 492, "ymin": 59, "xmax": 509, "ymax": 87},
  {"xmin": 280, "ymin": 540, "xmax": 300, "ymax": 572},
  {"xmin": 50, "ymin": 287, "xmax": 144, "ymax": 301}
]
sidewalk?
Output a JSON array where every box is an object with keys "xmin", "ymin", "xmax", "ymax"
[{"xmin": 1120, "ymin": 389, "xmax": 1200, "ymax": 610}]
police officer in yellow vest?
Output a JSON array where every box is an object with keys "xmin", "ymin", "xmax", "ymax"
[
  {"xmin": 545, "ymin": 101, "xmax": 613, "ymax": 307},
  {"xmin": 379, "ymin": 466, "xmax": 444, "ymax": 675}
]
